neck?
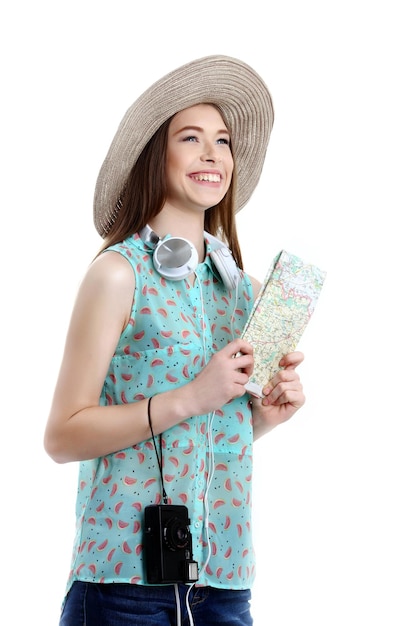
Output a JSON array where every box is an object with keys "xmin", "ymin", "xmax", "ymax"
[{"xmin": 148, "ymin": 212, "xmax": 206, "ymax": 261}]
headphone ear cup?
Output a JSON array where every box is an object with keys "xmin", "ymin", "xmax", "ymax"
[
  {"xmin": 210, "ymin": 247, "xmax": 241, "ymax": 291},
  {"xmin": 140, "ymin": 226, "xmax": 240, "ymax": 287},
  {"xmin": 153, "ymin": 237, "xmax": 198, "ymax": 280}
]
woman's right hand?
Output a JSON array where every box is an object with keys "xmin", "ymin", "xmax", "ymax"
[{"xmin": 185, "ymin": 339, "xmax": 254, "ymax": 416}]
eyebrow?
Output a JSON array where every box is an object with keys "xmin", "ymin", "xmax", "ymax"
[{"xmin": 172, "ymin": 125, "xmax": 230, "ymax": 136}]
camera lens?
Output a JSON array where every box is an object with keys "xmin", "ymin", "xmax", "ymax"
[{"xmin": 163, "ymin": 517, "xmax": 190, "ymax": 551}]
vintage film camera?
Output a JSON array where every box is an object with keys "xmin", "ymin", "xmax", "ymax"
[{"xmin": 144, "ymin": 504, "xmax": 199, "ymax": 584}]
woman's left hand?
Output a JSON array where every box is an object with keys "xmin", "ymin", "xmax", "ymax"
[{"xmin": 251, "ymin": 351, "xmax": 306, "ymax": 440}]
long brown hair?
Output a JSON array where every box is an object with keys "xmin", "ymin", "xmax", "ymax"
[{"xmin": 98, "ymin": 106, "xmax": 243, "ymax": 269}]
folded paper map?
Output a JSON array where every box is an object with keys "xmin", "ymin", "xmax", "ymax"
[{"xmin": 242, "ymin": 250, "xmax": 326, "ymax": 398}]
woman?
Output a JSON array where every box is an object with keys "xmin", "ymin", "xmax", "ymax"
[{"xmin": 44, "ymin": 55, "xmax": 305, "ymax": 626}]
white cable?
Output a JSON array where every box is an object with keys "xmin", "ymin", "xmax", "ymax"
[
  {"xmin": 185, "ymin": 273, "xmax": 238, "ymax": 623},
  {"xmin": 195, "ymin": 273, "xmax": 207, "ymax": 363},
  {"xmin": 174, "ymin": 584, "xmax": 181, "ymax": 626},
  {"xmin": 185, "ymin": 583, "xmax": 195, "ymax": 626},
  {"xmin": 231, "ymin": 285, "xmax": 239, "ymax": 341},
  {"xmin": 195, "ymin": 273, "xmax": 216, "ymax": 557},
  {"xmin": 203, "ymin": 410, "xmax": 216, "ymax": 555},
  {"xmin": 183, "ymin": 411, "xmax": 215, "ymax": 624}
]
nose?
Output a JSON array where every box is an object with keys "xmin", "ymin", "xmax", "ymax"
[{"xmin": 201, "ymin": 143, "xmax": 220, "ymax": 163}]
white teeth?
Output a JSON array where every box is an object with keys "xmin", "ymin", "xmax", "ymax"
[{"xmin": 192, "ymin": 173, "xmax": 221, "ymax": 182}]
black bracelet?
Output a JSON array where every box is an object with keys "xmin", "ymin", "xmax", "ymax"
[{"xmin": 147, "ymin": 396, "xmax": 155, "ymax": 439}]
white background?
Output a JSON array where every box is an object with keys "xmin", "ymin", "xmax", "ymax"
[{"xmin": 1, "ymin": 1, "xmax": 416, "ymax": 624}]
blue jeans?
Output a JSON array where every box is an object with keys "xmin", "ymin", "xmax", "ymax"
[{"xmin": 60, "ymin": 581, "xmax": 253, "ymax": 626}]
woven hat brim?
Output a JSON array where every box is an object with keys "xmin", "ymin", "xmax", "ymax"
[{"xmin": 94, "ymin": 55, "xmax": 274, "ymax": 237}]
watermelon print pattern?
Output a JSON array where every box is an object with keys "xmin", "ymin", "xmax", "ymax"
[{"xmin": 66, "ymin": 233, "xmax": 256, "ymax": 595}]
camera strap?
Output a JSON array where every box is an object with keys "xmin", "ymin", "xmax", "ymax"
[{"xmin": 147, "ymin": 396, "xmax": 169, "ymax": 504}]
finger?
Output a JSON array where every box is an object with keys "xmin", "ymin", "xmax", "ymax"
[
  {"xmin": 279, "ymin": 351, "xmax": 304, "ymax": 370},
  {"xmin": 263, "ymin": 385, "xmax": 305, "ymax": 408},
  {"xmin": 262, "ymin": 374, "xmax": 303, "ymax": 403},
  {"xmin": 229, "ymin": 338, "xmax": 254, "ymax": 357},
  {"xmin": 263, "ymin": 367, "xmax": 300, "ymax": 393},
  {"xmin": 232, "ymin": 352, "xmax": 254, "ymax": 377}
]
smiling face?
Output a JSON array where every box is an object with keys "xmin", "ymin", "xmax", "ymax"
[{"xmin": 165, "ymin": 104, "xmax": 234, "ymax": 215}]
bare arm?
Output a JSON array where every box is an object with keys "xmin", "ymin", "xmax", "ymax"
[{"xmin": 44, "ymin": 252, "xmax": 255, "ymax": 463}]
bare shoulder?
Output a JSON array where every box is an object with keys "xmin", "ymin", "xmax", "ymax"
[
  {"xmin": 71, "ymin": 251, "xmax": 136, "ymax": 332},
  {"xmin": 81, "ymin": 250, "xmax": 135, "ymax": 296}
]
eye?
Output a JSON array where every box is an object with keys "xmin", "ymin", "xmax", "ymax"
[
  {"xmin": 183, "ymin": 135, "xmax": 198, "ymax": 142},
  {"xmin": 216, "ymin": 137, "xmax": 230, "ymax": 146}
]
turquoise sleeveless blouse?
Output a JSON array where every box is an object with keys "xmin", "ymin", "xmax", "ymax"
[{"xmin": 66, "ymin": 233, "xmax": 256, "ymax": 594}]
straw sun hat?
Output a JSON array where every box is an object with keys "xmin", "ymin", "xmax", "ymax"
[{"xmin": 93, "ymin": 54, "xmax": 274, "ymax": 237}]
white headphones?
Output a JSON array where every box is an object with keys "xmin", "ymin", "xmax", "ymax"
[{"xmin": 140, "ymin": 225, "xmax": 241, "ymax": 291}]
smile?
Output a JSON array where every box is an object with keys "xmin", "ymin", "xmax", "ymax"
[{"xmin": 190, "ymin": 173, "xmax": 221, "ymax": 183}]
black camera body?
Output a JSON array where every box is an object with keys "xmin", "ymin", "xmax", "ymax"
[{"xmin": 144, "ymin": 504, "xmax": 199, "ymax": 584}]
